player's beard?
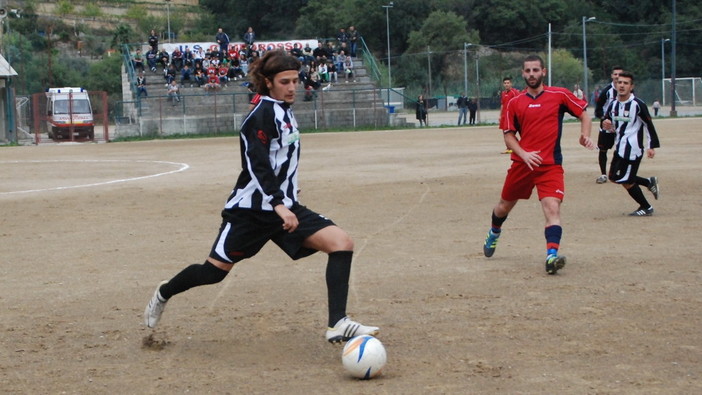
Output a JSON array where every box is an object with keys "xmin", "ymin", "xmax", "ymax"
[{"xmin": 524, "ymin": 75, "xmax": 544, "ymax": 90}]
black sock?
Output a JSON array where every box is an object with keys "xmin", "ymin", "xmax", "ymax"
[
  {"xmin": 598, "ymin": 150, "xmax": 608, "ymax": 175},
  {"xmin": 159, "ymin": 261, "xmax": 229, "ymax": 300},
  {"xmin": 491, "ymin": 210, "xmax": 507, "ymax": 232},
  {"xmin": 326, "ymin": 251, "xmax": 353, "ymax": 327},
  {"xmin": 627, "ymin": 185, "xmax": 650, "ymax": 210}
]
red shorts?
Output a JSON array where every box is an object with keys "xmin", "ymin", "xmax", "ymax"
[{"xmin": 500, "ymin": 161, "xmax": 565, "ymax": 201}]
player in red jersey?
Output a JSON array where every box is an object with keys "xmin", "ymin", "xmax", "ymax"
[
  {"xmin": 482, "ymin": 54, "xmax": 595, "ymax": 274},
  {"xmin": 499, "ymin": 76, "xmax": 521, "ymax": 154}
]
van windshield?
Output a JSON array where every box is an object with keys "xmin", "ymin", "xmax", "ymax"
[{"xmin": 54, "ymin": 99, "xmax": 91, "ymax": 115}]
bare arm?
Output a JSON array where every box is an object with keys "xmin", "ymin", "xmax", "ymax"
[{"xmin": 578, "ymin": 110, "xmax": 595, "ymax": 150}]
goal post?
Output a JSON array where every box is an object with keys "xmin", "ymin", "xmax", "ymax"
[{"xmin": 663, "ymin": 77, "xmax": 701, "ymax": 106}]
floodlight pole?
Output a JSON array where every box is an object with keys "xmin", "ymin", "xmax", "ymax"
[
  {"xmin": 383, "ymin": 2, "xmax": 394, "ymax": 106},
  {"xmin": 661, "ymin": 38, "xmax": 670, "ymax": 106},
  {"xmin": 582, "ymin": 16, "xmax": 596, "ymax": 103}
]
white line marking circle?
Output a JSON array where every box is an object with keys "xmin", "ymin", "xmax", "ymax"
[{"xmin": 0, "ymin": 160, "xmax": 190, "ymax": 195}]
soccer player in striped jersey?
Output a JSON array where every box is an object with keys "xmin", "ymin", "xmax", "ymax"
[
  {"xmin": 144, "ymin": 50, "xmax": 379, "ymax": 344},
  {"xmin": 482, "ymin": 55, "xmax": 595, "ymax": 274},
  {"xmin": 594, "ymin": 66, "xmax": 624, "ymax": 184},
  {"xmin": 601, "ymin": 71, "xmax": 660, "ymax": 216}
]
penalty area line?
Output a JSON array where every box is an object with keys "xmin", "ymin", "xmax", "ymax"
[{"xmin": 0, "ymin": 159, "xmax": 190, "ymax": 196}]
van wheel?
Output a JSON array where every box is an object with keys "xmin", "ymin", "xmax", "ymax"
[{"xmin": 88, "ymin": 128, "xmax": 95, "ymax": 140}]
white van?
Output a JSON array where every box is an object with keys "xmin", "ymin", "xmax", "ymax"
[{"xmin": 46, "ymin": 87, "xmax": 94, "ymax": 140}]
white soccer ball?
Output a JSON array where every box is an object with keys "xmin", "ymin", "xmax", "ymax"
[{"xmin": 341, "ymin": 335, "xmax": 387, "ymax": 379}]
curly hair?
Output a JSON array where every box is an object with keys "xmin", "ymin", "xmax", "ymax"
[{"xmin": 248, "ymin": 50, "xmax": 301, "ymax": 96}]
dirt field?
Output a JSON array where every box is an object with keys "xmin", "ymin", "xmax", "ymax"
[{"xmin": 1, "ymin": 118, "xmax": 700, "ymax": 394}]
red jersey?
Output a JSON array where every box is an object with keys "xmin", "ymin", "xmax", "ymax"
[
  {"xmin": 504, "ymin": 86, "xmax": 587, "ymax": 165},
  {"xmin": 499, "ymin": 88, "xmax": 521, "ymax": 130}
]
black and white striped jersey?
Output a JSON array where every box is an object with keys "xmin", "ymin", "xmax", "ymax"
[
  {"xmin": 224, "ymin": 96, "xmax": 300, "ymax": 211},
  {"xmin": 604, "ymin": 94, "xmax": 660, "ymax": 161},
  {"xmin": 595, "ymin": 82, "xmax": 616, "ymax": 120}
]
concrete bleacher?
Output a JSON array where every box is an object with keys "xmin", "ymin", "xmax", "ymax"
[{"xmin": 115, "ymin": 56, "xmax": 398, "ymax": 138}]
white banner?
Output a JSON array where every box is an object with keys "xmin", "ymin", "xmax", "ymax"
[{"xmin": 144, "ymin": 39, "xmax": 320, "ymax": 56}]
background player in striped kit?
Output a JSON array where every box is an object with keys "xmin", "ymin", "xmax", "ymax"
[
  {"xmin": 144, "ymin": 50, "xmax": 379, "ymax": 344},
  {"xmin": 594, "ymin": 66, "xmax": 624, "ymax": 184},
  {"xmin": 601, "ymin": 71, "xmax": 660, "ymax": 216},
  {"xmin": 483, "ymin": 55, "xmax": 595, "ymax": 274}
]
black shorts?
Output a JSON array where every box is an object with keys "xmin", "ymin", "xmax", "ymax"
[
  {"xmin": 597, "ymin": 131, "xmax": 616, "ymax": 150},
  {"xmin": 209, "ymin": 204, "xmax": 335, "ymax": 263},
  {"xmin": 608, "ymin": 152, "xmax": 642, "ymax": 184}
]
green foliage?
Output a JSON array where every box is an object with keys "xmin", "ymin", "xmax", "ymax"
[
  {"xmin": 82, "ymin": 3, "xmax": 104, "ymax": 18},
  {"xmin": 55, "ymin": 0, "xmax": 75, "ymax": 16},
  {"xmin": 111, "ymin": 24, "xmax": 133, "ymax": 49},
  {"xmin": 549, "ymin": 49, "xmax": 586, "ymax": 88}
]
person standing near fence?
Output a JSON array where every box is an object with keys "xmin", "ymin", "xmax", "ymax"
[
  {"xmin": 456, "ymin": 93, "xmax": 468, "ymax": 126},
  {"xmin": 416, "ymin": 95, "xmax": 428, "ymax": 127},
  {"xmin": 143, "ymin": 50, "xmax": 380, "ymax": 344}
]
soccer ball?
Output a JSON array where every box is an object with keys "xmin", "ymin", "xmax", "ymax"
[{"xmin": 341, "ymin": 335, "xmax": 387, "ymax": 379}]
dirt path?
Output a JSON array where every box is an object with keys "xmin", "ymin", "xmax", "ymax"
[{"xmin": 1, "ymin": 118, "xmax": 700, "ymax": 393}]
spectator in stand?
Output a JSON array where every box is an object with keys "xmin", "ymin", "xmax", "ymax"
[
  {"xmin": 309, "ymin": 65, "xmax": 321, "ymax": 90},
  {"xmin": 133, "ymin": 48, "xmax": 145, "ymax": 72},
  {"xmin": 167, "ymin": 80, "xmax": 180, "ymax": 105},
  {"xmin": 193, "ymin": 47, "xmax": 204, "ymax": 68},
  {"xmin": 136, "ymin": 71, "xmax": 148, "ymax": 98},
  {"xmin": 240, "ymin": 55, "xmax": 249, "ymax": 76},
  {"xmin": 180, "ymin": 64, "xmax": 193, "ymax": 86},
  {"xmin": 158, "ymin": 48, "xmax": 170, "ymax": 71},
  {"xmin": 146, "ymin": 48, "xmax": 158, "ymax": 73},
  {"xmin": 291, "ymin": 43, "xmax": 304, "ymax": 62},
  {"xmin": 228, "ymin": 58, "xmax": 245, "ymax": 81},
  {"xmin": 148, "ymin": 29, "xmax": 158, "ymax": 52},
  {"xmin": 328, "ymin": 61, "xmax": 338, "ymax": 83},
  {"xmin": 218, "ymin": 63, "xmax": 229, "ymax": 87},
  {"xmin": 313, "ymin": 42, "xmax": 326, "ymax": 63},
  {"xmin": 203, "ymin": 73, "xmax": 221, "ymax": 93},
  {"xmin": 302, "ymin": 43, "xmax": 314, "ymax": 64},
  {"xmin": 299, "ymin": 63, "xmax": 310, "ymax": 87},
  {"xmin": 324, "ymin": 42, "xmax": 335, "ymax": 61},
  {"xmin": 215, "ymin": 28, "xmax": 230, "ymax": 60},
  {"xmin": 318, "ymin": 61, "xmax": 329, "ymax": 83},
  {"xmin": 348, "ymin": 26, "xmax": 359, "ymax": 57},
  {"xmin": 243, "ymin": 27, "xmax": 256, "ymax": 46},
  {"xmin": 183, "ymin": 46, "xmax": 194, "ymax": 68},
  {"xmin": 344, "ymin": 56, "xmax": 354, "ymax": 82},
  {"xmin": 338, "ymin": 42, "xmax": 349, "ymax": 58},
  {"xmin": 194, "ymin": 68, "xmax": 206, "ymax": 87},
  {"xmin": 336, "ymin": 50, "xmax": 347, "ymax": 75},
  {"xmin": 171, "ymin": 47, "xmax": 183, "ymax": 71},
  {"xmin": 165, "ymin": 63, "xmax": 178, "ymax": 85},
  {"xmin": 336, "ymin": 28, "xmax": 349, "ymax": 48}
]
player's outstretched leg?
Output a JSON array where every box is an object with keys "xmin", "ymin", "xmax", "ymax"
[
  {"xmin": 144, "ymin": 281, "xmax": 169, "ymax": 328},
  {"xmin": 326, "ymin": 317, "xmax": 380, "ymax": 344}
]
